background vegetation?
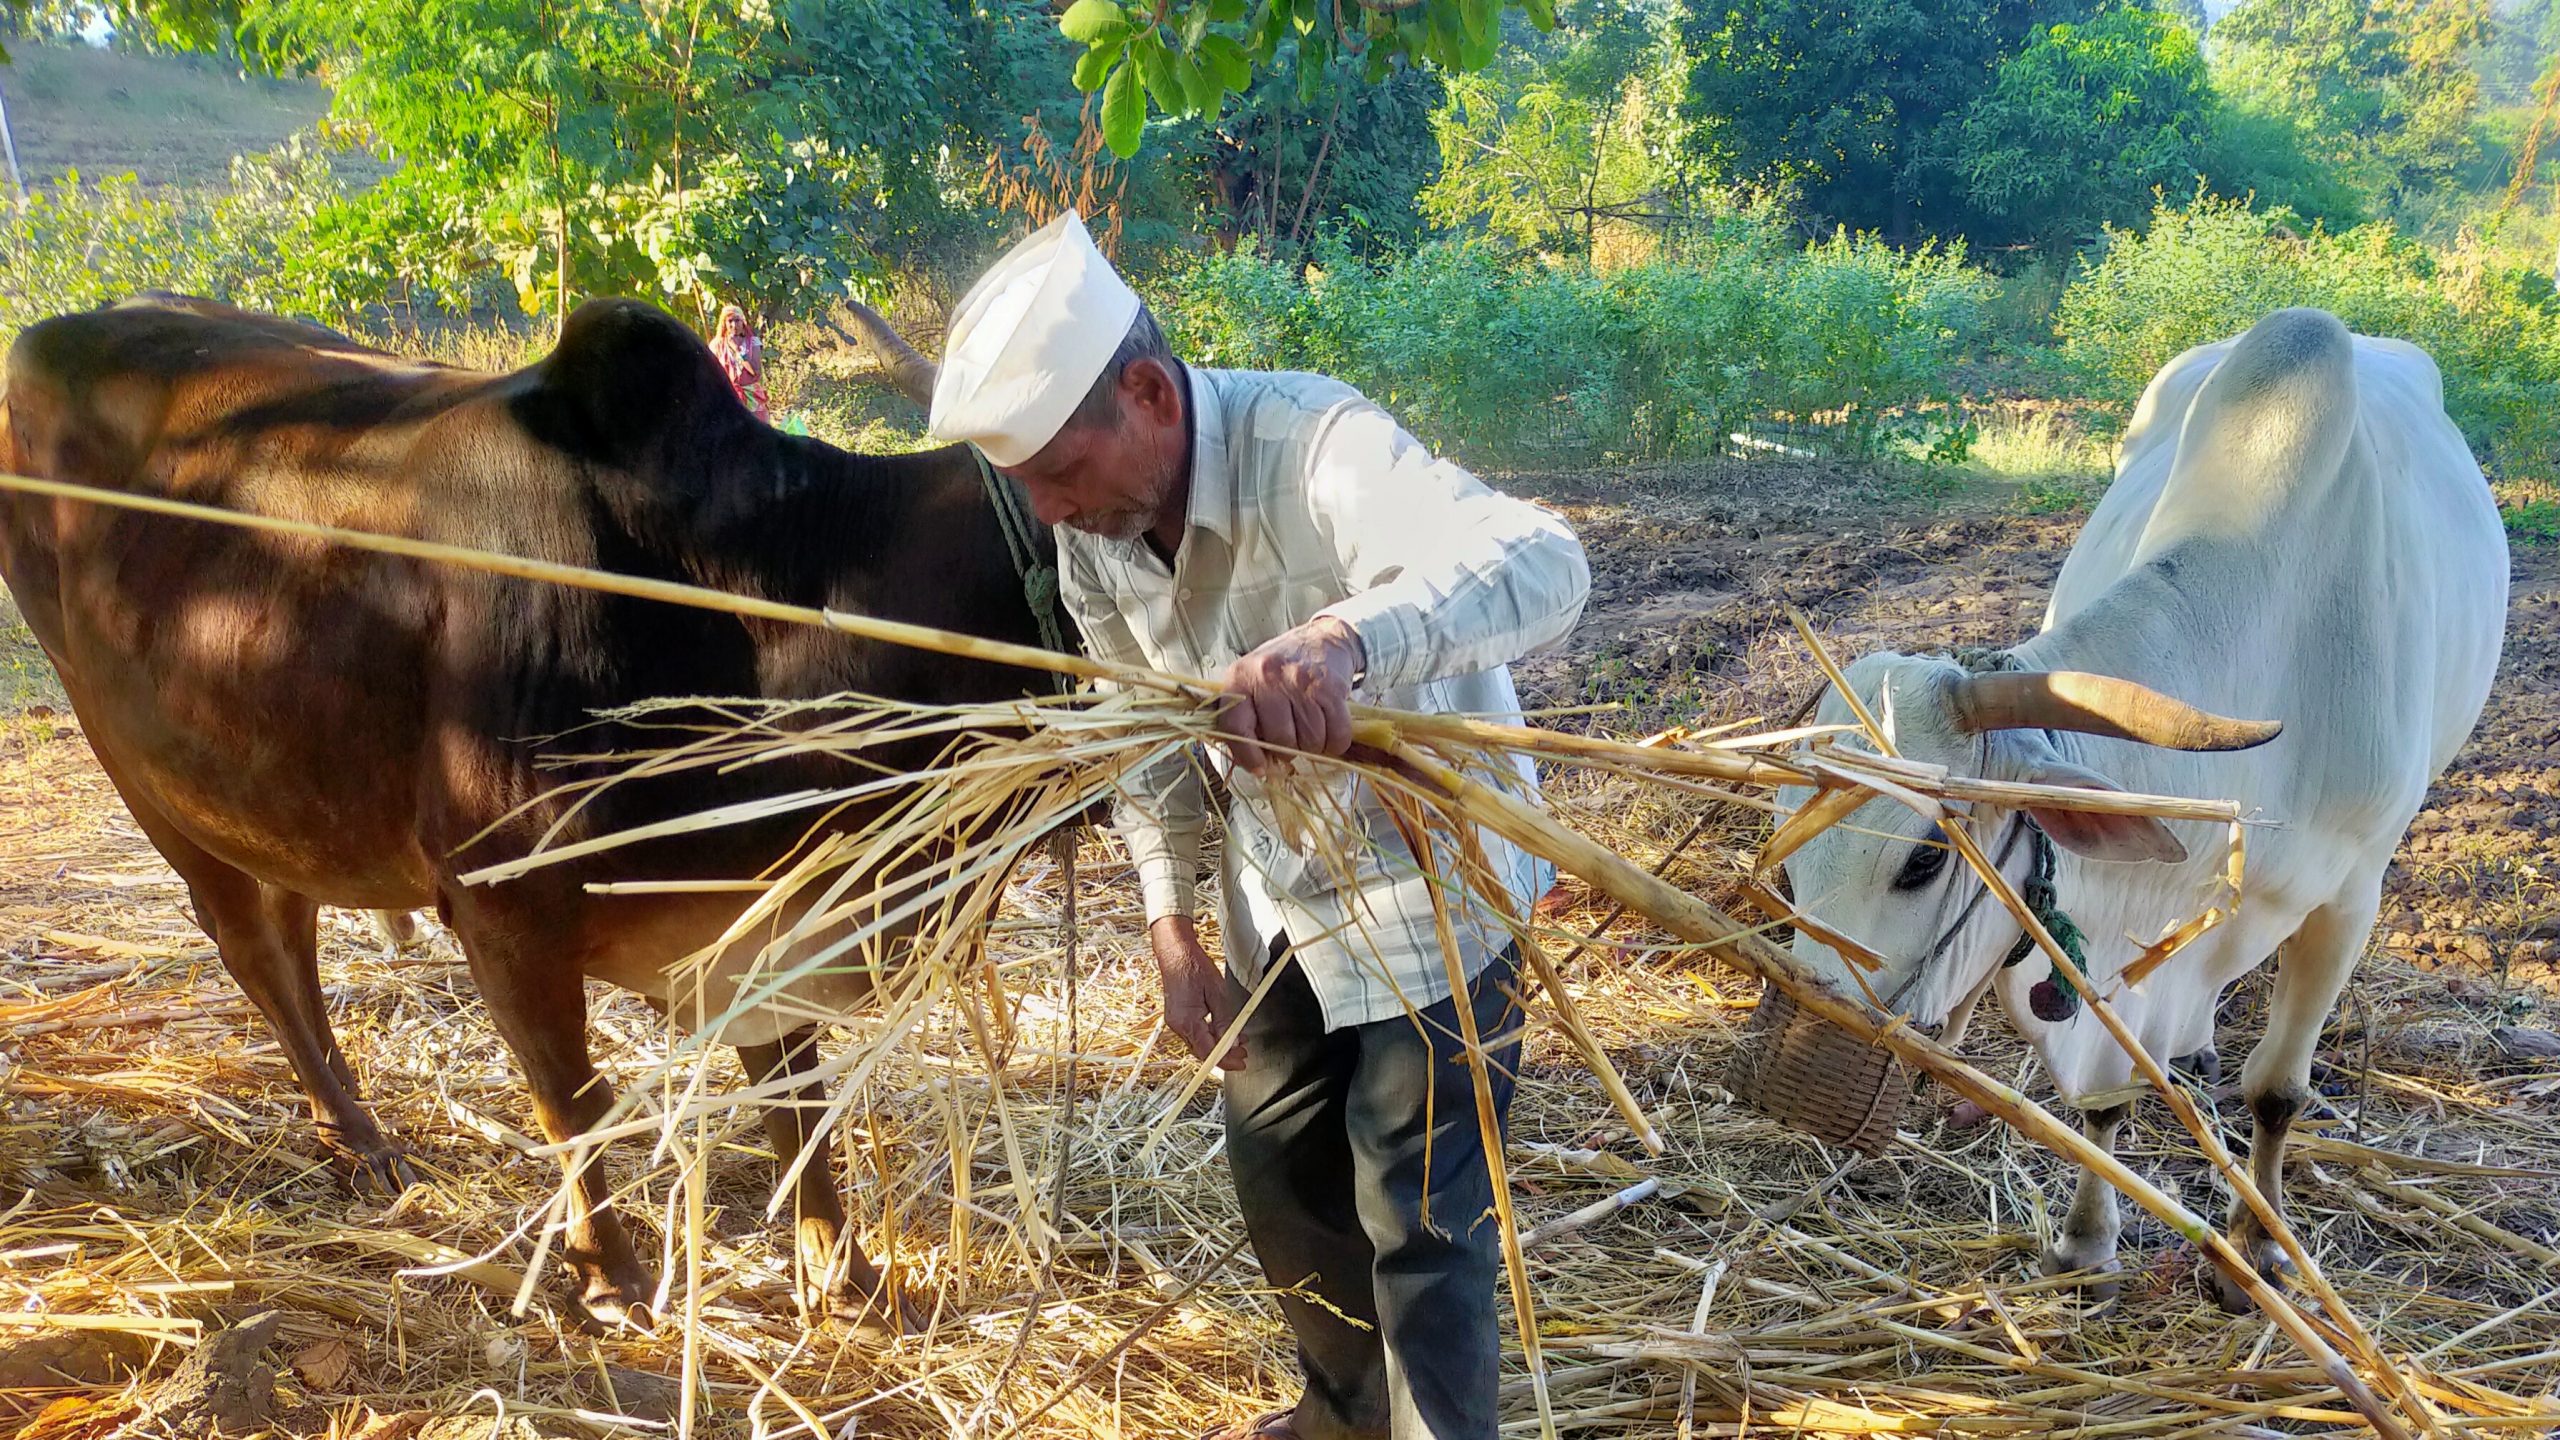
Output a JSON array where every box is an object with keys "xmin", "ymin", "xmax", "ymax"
[{"xmin": 2, "ymin": 0, "xmax": 2557, "ymax": 532}]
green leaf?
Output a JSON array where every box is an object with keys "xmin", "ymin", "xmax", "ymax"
[
  {"xmin": 1100, "ymin": 58, "xmax": 1145, "ymax": 157},
  {"xmin": 1178, "ymin": 4, "xmax": 1212, "ymax": 49},
  {"xmin": 1172, "ymin": 51, "xmax": 1214, "ymax": 111},
  {"xmin": 1073, "ymin": 41, "xmax": 1119, "ymax": 92},
  {"xmin": 1060, "ymin": 0, "xmax": 1130, "ymax": 45},
  {"xmin": 1202, "ymin": 34, "xmax": 1253, "ymax": 91},
  {"xmin": 1521, "ymin": 0, "xmax": 1557, "ymax": 29},
  {"xmin": 1133, "ymin": 30, "xmax": 1182, "ymax": 112}
]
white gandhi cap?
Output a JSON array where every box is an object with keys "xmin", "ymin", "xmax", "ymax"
[{"xmin": 927, "ymin": 209, "xmax": 1144, "ymax": 467}]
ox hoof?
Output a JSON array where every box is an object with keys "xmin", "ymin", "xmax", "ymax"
[
  {"xmin": 2039, "ymin": 1243, "xmax": 2124, "ymax": 1304},
  {"xmin": 354, "ymin": 1145, "xmax": 427, "ymax": 1196},
  {"xmin": 323, "ymin": 1127, "xmax": 426, "ymax": 1196},
  {"xmin": 827, "ymin": 1284, "xmax": 924, "ymax": 1338},
  {"xmin": 580, "ymin": 1281, "xmax": 661, "ymax": 1334},
  {"xmin": 2171, "ymin": 1045, "xmax": 2224, "ymax": 1089},
  {"xmin": 2211, "ymin": 1240, "xmax": 2292, "ymax": 1315}
]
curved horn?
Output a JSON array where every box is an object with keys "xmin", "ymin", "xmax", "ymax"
[{"xmin": 1950, "ymin": 670, "xmax": 2283, "ymax": 752}]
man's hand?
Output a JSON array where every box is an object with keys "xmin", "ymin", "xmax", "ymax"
[
  {"xmin": 1217, "ymin": 615, "xmax": 1364, "ymax": 774},
  {"xmin": 1151, "ymin": 916, "xmax": 1246, "ymax": 1070}
]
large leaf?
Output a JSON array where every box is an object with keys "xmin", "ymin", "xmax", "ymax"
[
  {"xmin": 1100, "ymin": 58, "xmax": 1145, "ymax": 158},
  {"xmin": 1073, "ymin": 42, "xmax": 1119, "ymax": 92},
  {"xmin": 1132, "ymin": 30, "xmax": 1181, "ymax": 111},
  {"xmin": 1201, "ymin": 33, "xmax": 1253, "ymax": 91},
  {"xmin": 1060, "ymin": 0, "xmax": 1131, "ymax": 45}
]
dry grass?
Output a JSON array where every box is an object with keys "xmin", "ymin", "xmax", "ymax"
[
  {"xmin": 1, "ymin": 685, "xmax": 2556, "ymax": 1439},
  {"xmin": 0, "ymin": 469, "xmax": 2552, "ymax": 1438}
]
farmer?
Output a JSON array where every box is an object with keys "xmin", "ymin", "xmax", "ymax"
[
  {"xmin": 710, "ymin": 302, "xmax": 771, "ymax": 421},
  {"xmin": 928, "ymin": 211, "xmax": 1590, "ymax": 1440}
]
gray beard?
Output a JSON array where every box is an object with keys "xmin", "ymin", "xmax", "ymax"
[{"xmin": 1070, "ymin": 507, "xmax": 1152, "ymax": 542}]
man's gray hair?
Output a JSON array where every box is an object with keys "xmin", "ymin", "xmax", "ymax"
[{"xmin": 1064, "ymin": 305, "xmax": 1175, "ymax": 432}]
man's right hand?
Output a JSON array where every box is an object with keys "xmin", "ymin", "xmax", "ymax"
[{"xmin": 1151, "ymin": 916, "xmax": 1246, "ymax": 1070}]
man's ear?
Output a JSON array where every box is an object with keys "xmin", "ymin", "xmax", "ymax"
[
  {"xmin": 1124, "ymin": 356, "xmax": 1184, "ymax": 430},
  {"xmin": 1996, "ymin": 740, "xmax": 2189, "ymax": 864}
]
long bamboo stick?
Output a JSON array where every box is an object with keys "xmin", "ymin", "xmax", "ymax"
[
  {"xmin": 0, "ymin": 470, "xmax": 2241, "ymax": 827},
  {"xmin": 1364, "ymin": 729, "xmax": 2420, "ymax": 1440}
]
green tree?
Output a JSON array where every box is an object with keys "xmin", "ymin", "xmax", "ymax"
[
  {"xmin": 1678, "ymin": 0, "xmax": 2081, "ymax": 239},
  {"xmin": 1170, "ymin": 43, "xmax": 1445, "ymax": 256},
  {"xmin": 2210, "ymin": 0, "xmax": 2492, "ymax": 203},
  {"xmin": 1052, "ymin": 0, "xmax": 1560, "ymax": 158},
  {"xmin": 58, "ymin": 0, "xmax": 1044, "ymax": 323},
  {"xmin": 1950, "ymin": 8, "xmax": 2215, "ymax": 248},
  {"xmin": 1421, "ymin": 0, "xmax": 1686, "ymax": 255}
]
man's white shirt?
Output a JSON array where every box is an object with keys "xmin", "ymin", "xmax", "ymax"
[{"xmin": 1057, "ymin": 365, "xmax": 1591, "ymax": 1030}]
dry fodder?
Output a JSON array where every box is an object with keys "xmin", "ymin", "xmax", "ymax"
[
  {"xmin": 2, "ymin": 692, "xmax": 2557, "ymax": 1439},
  {"xmin": 0, "ymin": 474, "xmax": 2553, "ymax": 1437}
]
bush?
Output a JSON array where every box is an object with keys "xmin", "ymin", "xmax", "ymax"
[
  {"xmin": 2056, "ymin": 194, "xmax": 2560, "ymax": 479},
  {"xmin": 0, "ymin": 141, "xmax": 521, "ymax": 344},
  {"xmin": 1150, "ymin": 223, "xmax": 1990, "ymax": 467}
]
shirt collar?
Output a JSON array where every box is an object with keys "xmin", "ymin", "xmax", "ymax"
[{"xmin": 1181, "ymin": 363, "xmax": 1234, "ymax": 546}]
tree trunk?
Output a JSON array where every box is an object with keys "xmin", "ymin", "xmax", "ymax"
[
  {"xmin": 0, "ymin": 73, "xmax": 27, "ymax": 209},
  {"xmin": 825, "ymin": 299, "xmax": 939, "ymax": 408},
  {"xmin": 555, "ymin": 204, "xmax": 570, "ymax": 341}
]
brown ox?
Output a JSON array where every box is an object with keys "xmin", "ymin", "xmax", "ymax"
[{"xmin": 0, "ymin": 293, "xmax": 1066, "ymax": 1326}]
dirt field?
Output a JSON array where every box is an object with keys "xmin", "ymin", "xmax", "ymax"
[
  {"xmin": 1, "ymin": 43, "xmax": 334, "ymax": 194},
  {"xmin": 0, "ymin": 460, "xmax": 2554, "ymax": 1438}
]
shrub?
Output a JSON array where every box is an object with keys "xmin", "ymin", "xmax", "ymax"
[
  {"xmin": 1150, "ymin": 223, "xmax": 1990, "ymax": 467},
  {"xmin": 2056, "ymin": 194, "xmax": 2560, "ymax": 479}
]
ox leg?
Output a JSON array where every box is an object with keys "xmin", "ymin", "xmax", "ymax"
[
  {"xmin": 226, "ymin": 885, "xmax": 422, "ymax": 1190},
  {"xmin": 2043, "ymin": 1102, "xmax": 2133, "ymax": 1295},
  {"xmin": 456, "ymin": 929, "xmax": 654, "ymax": 1327},
  {"xmin": 736, "ymin": 1027, "xmax": 911, "ymax": 1333},
  {"xmin": 2216, "ymin": 896, "xmax": 2370, "ymax": 1314},
  {"xmin": 87, "ymin": 750, "xmax": 413, "ymax": 1189}
]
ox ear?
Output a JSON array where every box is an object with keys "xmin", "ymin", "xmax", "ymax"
[{"xmin": 2005, "ymin": 751, "xmax": 2190, "ymax": 865}]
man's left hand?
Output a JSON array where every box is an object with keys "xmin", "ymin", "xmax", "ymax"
[{"xmin": 1217, "ymin": 616, "xmax": 1363, "ymax": 774}]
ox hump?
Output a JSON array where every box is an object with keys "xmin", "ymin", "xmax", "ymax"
[
  {"xmin": 2155, "ymin": 308, "xmax": 2359, "ymax": 535},
  {"xmin": 516, "ymin": 299, "xmax": 754, "ymax": 474}
]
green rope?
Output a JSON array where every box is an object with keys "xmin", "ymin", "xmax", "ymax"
[
  {"xmin": 968, "ymin": 445, "xmax": 1072, "ymax": 687},
  {"xmin": 2000, "ymin": 822, "xmax": 2086, "ymax": 1022}
]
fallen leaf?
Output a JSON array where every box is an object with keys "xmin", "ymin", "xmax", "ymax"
[{"xmin": 292, "ymin": 1337, "xmax": 359, "ymax": 1392}]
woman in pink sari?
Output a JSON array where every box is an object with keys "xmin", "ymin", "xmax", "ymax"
[{"xmin": 709, "ymin": 303, "xmax": 771, "ymax": 421}]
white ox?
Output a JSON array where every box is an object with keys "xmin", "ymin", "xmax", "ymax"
[{"xmin": 1777, "ymin": 308, "xmax": 2508, "ymax": 1306}]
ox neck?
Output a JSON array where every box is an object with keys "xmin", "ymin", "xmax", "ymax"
[{"xmin": 634, "ymin": 429, "xmax": 973, "ymax": 612}]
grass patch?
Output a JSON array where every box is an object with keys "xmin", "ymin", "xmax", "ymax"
[
  {"xmin": 2496, "ymin": 477, "xmax": 2560, "ymax": 544},
  {"xmin": 0, "ymin": 593, "xmax": 66, "ymax": 715},
  {"xmin": 2, "ymin": 42, "xmax": 335, "ymax": 193},
  {"xmin": 1964, "ymin": 406, "xmax": 2112, "ymax": 513}
]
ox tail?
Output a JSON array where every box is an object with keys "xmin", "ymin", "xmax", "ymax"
[{"xmin": 2147, "ymin": 308, "xmax": 2358, "ymax": 546}]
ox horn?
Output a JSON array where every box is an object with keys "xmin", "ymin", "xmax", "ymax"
[{"xmin": 1949, "ymin": 670, "xmax": 2283, "ymax": 751}]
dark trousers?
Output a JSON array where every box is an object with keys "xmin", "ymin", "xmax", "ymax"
[{"xmin": 1223, "ymin": 941, "xmax": 1524, "ymax": 1440}]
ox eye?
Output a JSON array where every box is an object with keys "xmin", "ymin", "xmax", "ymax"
[{"xmin": 1892, "ymin": 826, "xmax": 1950, "ymax": 891}]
